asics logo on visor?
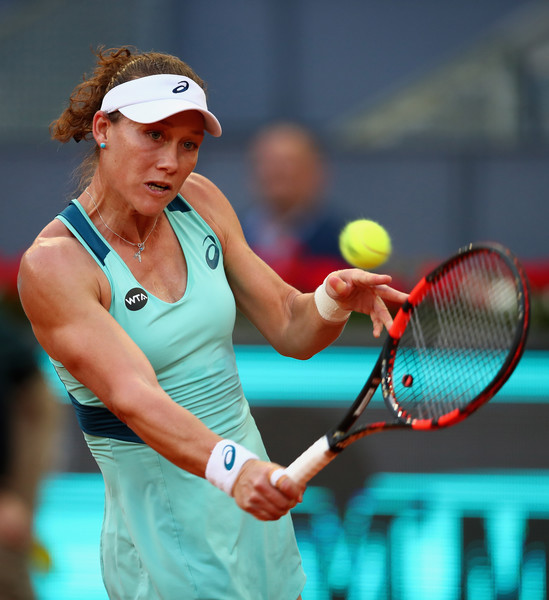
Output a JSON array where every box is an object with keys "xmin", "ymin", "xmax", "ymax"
[{"xmin": 172, "ymin": 80, "xmax": 190, "ymax": 94}]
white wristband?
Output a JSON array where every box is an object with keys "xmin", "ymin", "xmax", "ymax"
[
  {"xmin": 314, "ymin": 278, "xmax": 351, "ymax": 322},
  {"xmin": 205, "ymin": 440, "xmax": 259, "ymax": 496}
]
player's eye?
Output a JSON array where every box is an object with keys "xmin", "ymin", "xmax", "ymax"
[
  {"xmin": 183, "ymin": 140, "xmax": 197, "ymax": 151},
  {"xmin": 148, "ymin": 131, "xmax": 162, "ymax": 141}
]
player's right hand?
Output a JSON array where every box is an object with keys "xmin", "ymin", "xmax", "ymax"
[{"xmin": 232, "ymin": 460, "xmax": 304, "ymax": 521}]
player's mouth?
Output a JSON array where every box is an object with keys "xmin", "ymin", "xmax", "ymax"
[{"xmin": 147, "ymin": 182, "xmax": 170, "ymax": 192}]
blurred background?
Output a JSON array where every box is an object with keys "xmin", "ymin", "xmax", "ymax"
[{"xmin": 1, "ymin": 0, "xmax": 549, "ymax": 598}]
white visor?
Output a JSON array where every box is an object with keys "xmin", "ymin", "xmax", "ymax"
[{"xmin": 100, "ymin": 74, "xmax": 222, "ymax": 137}]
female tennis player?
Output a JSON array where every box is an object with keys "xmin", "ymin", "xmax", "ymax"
[{"xmin": 17, "ymin": 46, "xmax": 407, "ymax": 599}]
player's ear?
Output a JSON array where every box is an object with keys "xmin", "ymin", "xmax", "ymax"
[{"xmin": 92, "ymin": 111, "xmax": 111, "ymax": 148}]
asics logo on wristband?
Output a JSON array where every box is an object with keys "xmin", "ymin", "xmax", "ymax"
[
  {"xmin": 205, "ymin": 440, "xmax": 259, "ymax": 496},
  {"xmin": 222, "ymin": 444, "xmax": 236, "ymax": 471}
]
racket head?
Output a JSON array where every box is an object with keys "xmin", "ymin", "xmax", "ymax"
[{"xmin": 381, "ymin": 242, "xmax": 530, "ymax": 430}]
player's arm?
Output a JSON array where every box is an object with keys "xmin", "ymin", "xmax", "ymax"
[
  {"xmin": 18, "ymin": 234, "xmax": 300, "ymax": 517},
  {"xmin": 184, "ymin": 174, "xmax": 408, "ymax": 358}
]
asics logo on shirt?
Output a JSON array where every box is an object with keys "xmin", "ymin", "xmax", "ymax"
[
  {"xmin": 125, "ymin": 287, "xmax": 148, "ymax": 311},
  {"xmin": 203, "ymin": 235, "xmax": 220, "ymax": 269},
  {"xmin": 222, "ymin": 444, "xmax": 236, "ymax": 471}
]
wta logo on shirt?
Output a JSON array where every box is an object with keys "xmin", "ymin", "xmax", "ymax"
[
  {"xmin": 203, "ymin": 235, "xmax": 220, "ymax": 269},
  {"xmin": 125, "ymin": 287, "xmax": 148, "ymax": 311}
]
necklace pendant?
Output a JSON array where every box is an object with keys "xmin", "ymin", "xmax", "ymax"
[{"xmin": 134, "ymin": 243, "xmax": 145, "ymax": 262}]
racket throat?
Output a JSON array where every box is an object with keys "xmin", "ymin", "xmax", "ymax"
[
  {"xmin": 327, "ymin": 428, "xmax": 352, "ymax": 452},
  {"xmin": 335, "ymin": 375, "xmax": 381, "ymax": 434}
]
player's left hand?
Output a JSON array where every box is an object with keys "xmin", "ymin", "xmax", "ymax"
[{"xmin": 325, "ymin": 269, "xmax": 409, "ymax": 337}]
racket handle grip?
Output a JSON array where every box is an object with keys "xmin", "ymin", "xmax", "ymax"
[{"xmin": 270, "ymin": 436, "xmax": 336, "ymax": 487}]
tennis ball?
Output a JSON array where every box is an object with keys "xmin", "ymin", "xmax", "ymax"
[{"xmin": 339, "ymin": 219, "xmax": 392, "ymax": 269}]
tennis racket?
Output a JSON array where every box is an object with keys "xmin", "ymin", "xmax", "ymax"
[{"xmin": 271, "ymin": 242, "xmax": 530, "ymax": 487}]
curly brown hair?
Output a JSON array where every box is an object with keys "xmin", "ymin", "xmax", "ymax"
[{"xmin": 51, "ymin": 46, "xmax": 207, "ymax": 191}]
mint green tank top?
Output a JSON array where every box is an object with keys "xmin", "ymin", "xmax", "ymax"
[
  {"xmin": 52, "ymin": 196, "xmax": 306, "ymax": 600},
  {"xmin": 53, "ymin": 195, "xmax": 249, "ymax": 439}
]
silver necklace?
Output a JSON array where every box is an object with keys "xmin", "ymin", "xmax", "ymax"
[{"xmin": 84, "ymin": 189, "xmax": 159, "ymax": 262}]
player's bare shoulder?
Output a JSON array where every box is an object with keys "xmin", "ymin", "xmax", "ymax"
[
  {"xmin": 18, "ymin": 218, "xmax": 107, "ymax": 313},
  {"xmin": 180, "ymin": 172, "xmax": 244, "ymax": 250},
  {"xmin": 181, "ymin": 172, "xmax": 232, "ymax": 214}
]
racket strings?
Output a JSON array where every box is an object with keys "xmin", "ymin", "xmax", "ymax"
[{"xmin": 390, "ymin": 251, "xmax": 522, "ymax": 421}]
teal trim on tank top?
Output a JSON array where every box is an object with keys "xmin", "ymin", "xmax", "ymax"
[{"xmin": 52, "ymin": 195, "xmax": 245, "ymax": 441}]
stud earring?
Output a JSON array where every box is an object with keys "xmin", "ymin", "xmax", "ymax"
[{"xmin": 100, "ymin": 142, "xmax": 106, "ymax": 149}]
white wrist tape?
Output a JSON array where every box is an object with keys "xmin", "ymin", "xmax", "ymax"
[
  {"xmin": 205, "ymin": 440, "xmax": 259, "ymax": 496},
  {"xmin": 314, "ymin": 278, "xmax": 351, "ymax": 322}
]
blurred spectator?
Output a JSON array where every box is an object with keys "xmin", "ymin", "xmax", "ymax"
[
  {"xmin": 242, "ymin": 122, "xmax": 348, "ymax": 292},
  {"xmin": 0, "ymin": 265, "xmax": 59, "ymax": 599}
]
